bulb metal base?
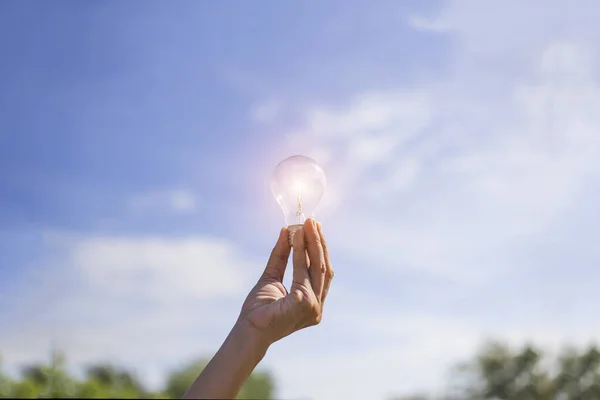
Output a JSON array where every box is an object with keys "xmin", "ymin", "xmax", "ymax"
[{"xmin": 287, "ymin": 224, "xmax": 303, "ymax": 246}]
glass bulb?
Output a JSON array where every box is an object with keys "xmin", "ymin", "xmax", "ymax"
[{"xmin": 271, "ymin": 155, "xmax": 327, "ymax": 243}]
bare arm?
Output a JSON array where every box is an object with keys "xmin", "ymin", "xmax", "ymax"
[
  {"xmin": 183, "ymin": 219, "xmax": 334, "ymax": 399},
  {"xmin": 182, "ymin": 321, "xmax": 269, "ymax": 399}
]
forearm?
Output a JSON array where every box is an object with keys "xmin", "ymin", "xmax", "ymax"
[{"xmin": 183, "ymin": 320, "xmax": 270, "ymax": 399}]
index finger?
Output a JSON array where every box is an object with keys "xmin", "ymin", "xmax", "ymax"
[{"xmin": 261, "ymin": 227, "xmax": 291, "ymax": 281}]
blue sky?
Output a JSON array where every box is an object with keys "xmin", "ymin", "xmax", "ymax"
[{"xmin": 2, "ymin": 1, "xmax": 600, "ymax": 399}]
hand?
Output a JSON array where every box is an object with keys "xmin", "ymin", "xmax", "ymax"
[
  {"xmin": 237, "ymin": 218, "xmax": 334, "ymax": 345},
  {"xmin": 183, "ymin": 218, "xmax": 333, "ymax": 399}
]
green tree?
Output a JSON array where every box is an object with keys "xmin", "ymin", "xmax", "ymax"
[
  {"xmin": 448, "ymin": 341, "xmax": 553, "ymax": 400},
  {"xmin": 0, "ymin": 355, "xmax": 14, "ymax": 398},
  {"xmin": 0, "ymin": 349, "xmax": 275, "ymax": 399},
  {"xmin": 237, "ymin": 369, "xmax": 274, "ymax": 399},
  {"xmin": 77, "ymin": 364, "xmax": 147, "ymax": 398},
  {"xmin": 44, "ymin": 350, "xmax": 78, "ymax": 398},
  {"xmin": 8, "ymin": 350, "xmax": 78, "ymax": 398},
  {"xmin": 554, "ymin": 345, "xmax": 600, "ymax": 399},
  {"xmin": 395, "ymin": 341, "xmax": 600, "ymax": 400},
  {"xmin": 164, "ymin": 359, "xmax": 207, "ymax": 399}
]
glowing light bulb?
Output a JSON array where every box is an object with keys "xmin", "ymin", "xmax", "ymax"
[{"xmin": 271, "ymin": 155, "xmax": 327, "ymax": 244}]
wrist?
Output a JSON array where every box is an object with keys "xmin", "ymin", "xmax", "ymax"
[
  {"xmin": 182, "ymin": 319, "xmax": 272, "ymax": 399},
  {"xmin": 231, "ymin": 318, "xmax": 271, "ymax": 360}
]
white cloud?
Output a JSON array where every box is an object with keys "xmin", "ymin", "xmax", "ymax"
[
  {"xmin": 263, "ymin": 15, "xmax": 600, "ymax": 287},
  {"xmin": 241, "ymin": 1, "xmax": 600, "ymax": 399},
  {"xmin": 69, "ymin": 236, "xmax": 246, "ymax": 299},
  {"xmin": 264, "ymin": 280, "xmax": 600, "ymax": 399},
  {"xmin": 280, "ymin": 91, "xmax": 433, "ymax": 218},
  {"xmin": 270, "ymin": 311, "xmax": 600, "ymax": 400},
  {"xmin": 5, "ymin": 2, "xmax": 600, "ymax": 400},
  {"xmin": 0, "ymin": 233, "xmax": 260, "ymax": 388}
]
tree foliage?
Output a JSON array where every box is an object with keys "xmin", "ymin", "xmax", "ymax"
[
  {"xmin": 394, "ymin": 341, "xmax": 600, "ymax": 400},
  {"xmin": 5, "ymin": 340, "xmax": 599, "ymax": 400},
  {"xmin": 0, "ymin": 352, "xmax": 274, "ymax": 399}
]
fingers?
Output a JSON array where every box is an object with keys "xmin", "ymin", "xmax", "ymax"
[
  {"xmin": 291, "ymin": 226, "xmax": 311, "ymax": 289},
  {"xmin": 282, "ymin": 220, "xmax": 333, "ymax": 332},
  {"xmin": 317, "ymin": 222, "xmax": 334, "ymax": 304},
  {"xmin": 304, "ymin": 218, "xmax": 326, "ymax": 301},
  {"xmin": 261, "ymin": 227, "xmax": 291, "ymax": 281}
]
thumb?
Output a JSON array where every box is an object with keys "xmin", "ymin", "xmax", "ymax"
[{"xmin": 261, "ymin": 227, "xmax": 291, "ymax": 281}]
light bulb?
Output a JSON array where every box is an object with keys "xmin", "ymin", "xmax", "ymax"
[{"xmin": 271, "ymin": 155, "xmax": 327, "ymax": 244}]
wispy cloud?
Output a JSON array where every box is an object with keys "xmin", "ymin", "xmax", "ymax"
[
  {"xmin": 245, "ymin": 1, "xmax": 600, "ymax": 398},
  {"xmin": 265, "ymin": 10, "xmax": 600, "ymax": 286},
  {"xmin": 1, "ymin": 232, "xmax": 259, "ymax": 388},
  {"xmin": 3, "ymin": 1, "xmax": 600, "ymax": 400}
]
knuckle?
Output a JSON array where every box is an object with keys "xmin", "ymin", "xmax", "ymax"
[
  {"xmin": 299, "ymin": 297, "xmax": 321, "ymax": 320},
  {"xmin": 319, "ymin": 262, "xmax": 327, "ymax": 274},
  {"xmin": 327, "ymin": 268, "xmax": 335, "ymax": 279},
  {"xmin": 312, "ymin": 313, "xmax": 322, "ymax": 325},
  {"xmin": 308, "ymin": 302, "xmax": 321, "ymax": 324}
]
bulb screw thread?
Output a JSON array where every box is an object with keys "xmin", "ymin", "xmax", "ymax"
[{"xmin": 287, "ymin": 224, "xmax": 303, "ymax": 246}]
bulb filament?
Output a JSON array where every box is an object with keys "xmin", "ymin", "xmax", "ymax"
[{"xmin": 296, "ymin": 182, "xmax": 304, "ymax": 221}]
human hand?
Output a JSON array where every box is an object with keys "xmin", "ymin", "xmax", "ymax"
[
  {"xmin": 237, "ymin": 218, "xmax": 334, "ymax": 345},
  {"xmin": 183, "ymin": 218, "xmax": 333, "ymax": 399}
]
